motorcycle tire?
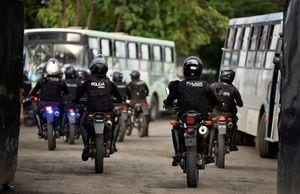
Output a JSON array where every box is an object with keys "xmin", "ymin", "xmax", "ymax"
[
  {"xmin": 137, "ymin": 113, "xmax": 147, "ymax": 137},
  {"xmin": 68, "ymin": 124, "xmax": 76, "ymax": 145},
  {"xmin": 186, "ymin": 146, "xmax": 199, "ymax": 188},
  {"xmin": 216, "ymin": 134, "xmax": 225, "ymax": 168},
  {"xmin": 47, "ymin": 123, "xmax": 56, "ymax": 151},
  {"xmin": 118, "ymin": 119, "xmax": 126, "ymax": 142},
  {"xmin": 95, "ymin": 134, "xmax": 104, "ymax": 173}
]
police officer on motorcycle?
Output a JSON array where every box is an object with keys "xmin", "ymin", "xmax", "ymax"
[
  {"xmin": 164, "ymin": 56, "xmax": 218, "ymax": 166},
  {"xmin": 30, "ymin": 58, "xmax": 69, "ymax": 137},
  {"xmin": 127, "ymin": 70, "xmax": 150, "ymax": 136},
  {"xmin": 210, "ymin": 69, "xmax": 243, "ymax": 151},
  {"xmin": 73, "ymin": 55, "xmax": 122, "ymax": 161},
  {"xmin": 112, "ymin": 71, "xmax": 130, "ymax": 101},
  {"xmin": 64, "ymin": 66, "xmax": 82, "ymax": 105}
]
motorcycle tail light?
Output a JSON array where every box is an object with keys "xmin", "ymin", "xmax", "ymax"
[
  {"xmin": 186, "ymin": 117, "xmax": 195, "ymax": 124},
  {"xmin": 143, "ymin": 101, "xmax": 148, "ymax": 106},
  {"xmin": 45, "ymin": 106, "xmax": 53, "ymax": 113},
  {"xmin": 123, "ymin": 106, "xmax": 128, "ymax": 111},
  {"xmin": 218, "ymin": 116, "xmax": 226, "ymax": 121},
  {"xmin": 69, "ymin": 108, "xmax": 74, "ymax": 113},
  {"xmin": 204, "ymin": 120, "xmax": 212, "ymax": 126},
  {"xmin": 33, "ymin": 96, "xmax": 39, "ymax": 102}
]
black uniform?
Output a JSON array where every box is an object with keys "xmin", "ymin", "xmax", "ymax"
[
  {"xmin": 165, "ymin": 79, "xmax": 218, "ymax": 115},
  {"xmin": 30, "ymin": 76, "xmax": 69, "ymax": 132},
  {"xmin": 210, "ymin": 82, "xmax": 243, "ymax": 114},
  {"xmin": 64, "ymin": 78, "xmax": 82, "ymax": 105},
  {"xmin": 113, "ymin": 81, "xmax": 131, "ymax": 102},
  {"xmin": 127, "ymin": 80, "xmax": 149, "ymax": 104},
  {"xmin": 74, "ymin": 75, "xmax": 122, "ymax": 152}
]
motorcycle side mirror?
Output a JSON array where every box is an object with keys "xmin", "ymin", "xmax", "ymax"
[{"xmin": 165, "ymin": 87, "xmax": 170, "ymax": 95}]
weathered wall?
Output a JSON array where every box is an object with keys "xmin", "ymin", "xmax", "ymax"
[
  {"xmin": 278, "ymin": 0, "xmax": 300, "ymax": 193},
  {"xmin": 0, "ymin": 0, "xmax": 24, "ymax": 184}
]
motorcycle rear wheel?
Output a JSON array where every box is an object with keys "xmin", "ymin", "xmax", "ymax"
[
  {"xmin": 216, "ymin": 134, "xmax": 225, "ymax": 168},
  {"xmin": 118, "ymin": 119, "xmax": 126, "ymax": 142},
  {"xmin": 47, "ymin": 123, "xmax": 56, "ymax": 151},
  {"xmin": 137, "ymin": 113, "xmax": 147, "ymax": 137},
  {"xmin": 68, "ymin": 124, "xmax": 76, "ymax": 144},
  {"xmin": 95, "ymin": 134, "xmax": 104, "ymax": 173},
  {"xmin": 186, "ymin": 146, "xmax": 199, "ymax": 188}
]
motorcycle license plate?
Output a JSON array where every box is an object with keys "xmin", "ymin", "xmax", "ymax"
[
  {"xmin": 185, "ymin": 137, "xmax": 197, "ymax": 146},
  {"xmin": 94, "ymin": 122, "xmax": 104, "ymax": 134},
  {"xmin": 218, "ymin": 125, "xmax": 226, "ymax": 135},
  {"xmin": 121, "ymin": 112, "xmax": 128, "ymax": 120}
]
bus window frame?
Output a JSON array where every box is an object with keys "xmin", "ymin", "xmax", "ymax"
[
  {"xmin": 164, "ymin": 46, "xmax": 173, "ymax": 63},
  {"xmin": 140, "ymin": 43, "xmax": 150, "ymax": 61},
  {"xmin": 264, "ymin": 22, "xmax": 281, "ymax": 70},
  {"xmin": 152, "ymin": 44, "xmax": 162, "ymax": 62},
  {"xmin": 127, "ymin": 41, "xmax": 138, "ymax": 59},
  {"xmin": 114, "ymin": 40, "xmax": 126, "ymax": 58},
  {"xmin": 99, "ymin": 38, "xmax": 112, "ymax": 57}
]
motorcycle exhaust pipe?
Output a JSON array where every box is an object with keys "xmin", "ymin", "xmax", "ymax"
[
  {"xmin": 199, "ymin": 126, "xmax": 209, "ymax": 137},
  {"xmin": 106, "ymin": 120, "xmax": 113, "ymax": 128}
]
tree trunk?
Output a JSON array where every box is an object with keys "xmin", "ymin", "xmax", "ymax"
[
  {"xmin": 73, "ymin": 0, "xmax": 81, "ymax": 26},
  {"xmin": 61, "ymin": 0, "xmax": 67, "ymax": 27},
  {"xmin": 86, "ymin": 0, "xmax": 96, "ymax": 29},
  {"xmin": 0, "ymin": 0, "xmax": 24, "ymax": 185},
  {"xmin": 278, "ymin": 0, "xmax": 300, "ymax": 193}
]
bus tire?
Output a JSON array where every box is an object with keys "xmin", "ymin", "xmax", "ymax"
[
  {"xmin": 256, "ymin": 113, "xmax": 277, "ymax": 158},
  {"xmin": 150, "ymin": 96, "xmax": 159, "ymax": 121}
]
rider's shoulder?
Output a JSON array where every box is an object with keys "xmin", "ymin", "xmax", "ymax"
[{"xmin": 168, "ymin": 80, "xmax": 180, "ymax": 88}]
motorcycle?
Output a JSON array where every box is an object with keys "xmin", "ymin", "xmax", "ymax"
[
  {"xmin": 23, "ymin": 96, "xmax": 37, "ymax": 127},
  {"xmin": 64, "ymin": 106, "xmax": 81, "ymax": 144},
  {"xmin": 127, "ymin": 101, "xmax": 150, "ymax": 137},
  {"xmin": 170, "ymin": 111, "xmax": 212, "ymax": 188},
  {"xmin": 212, "ymin": 113, "xmax": 234, "ymax": 168},
  {"xmin": 114, "ymin": 102, "xmax": 132, "ymax": 142},
  {"xmin": 86, "ymin": 112, "xmax": 114, "ymax": 173},
  {"xmin": 38, "ymin": 103, "xmax": 62, "ymax": 150}
]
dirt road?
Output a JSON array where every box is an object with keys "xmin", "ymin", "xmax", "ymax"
[{"xmin": 12, "ymin": 118, "xmax": 277, "ymax": 194}]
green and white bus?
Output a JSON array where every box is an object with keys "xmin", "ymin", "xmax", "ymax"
[
  {"xmin": 24, "ymin": 28, "xmax": 177, "ymax": 120},
  {"xmin": 219, "ymin": 12, "xmax": 282, "ymax": 158}
]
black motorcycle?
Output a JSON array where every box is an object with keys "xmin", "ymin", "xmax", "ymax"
[
  {"xmin": 212, "ymin": 113, "xmax": 234, "ymax": 168},
  {"xmin": 127, "ymin": 101, "xmax": 150, "ymax": 137},
  {"xmin": 23, "ymin": 96, "xmax": 38, "ymax": 126},
  {"xmin": 63, "ymin": 105, "xmax": 81, "ymax": 144},
  {"xmin": 114, "ymin": 102, "xmax": 132, "ymax": 142},
  {"xmin": 170, "ymin": 111, "xmax": 212, "ymax": 188}
]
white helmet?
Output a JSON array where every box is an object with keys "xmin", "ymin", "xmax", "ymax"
[{"xmin": 46, "ymin": 58, "xmax": 61, "ymax": 76}]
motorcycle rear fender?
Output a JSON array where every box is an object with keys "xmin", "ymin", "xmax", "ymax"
[
  {"xmin": 93, "ymin": 121, "xmax": 105, "ymax": 134},
  {"xmin": 184, "ymin": 130, "xmax": 197, "ymax": 146},
  {"xmin": 68, "ymin": 113, "xmax": 76, "ymax": 124}
]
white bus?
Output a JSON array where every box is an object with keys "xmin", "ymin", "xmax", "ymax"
[
  {"xmin": 219, "ymin": 12, "xmax": 283, "ymax": 158},
  {"xmin": 24, "ymin": 28, "xmax": 177, "ymax": 120}
]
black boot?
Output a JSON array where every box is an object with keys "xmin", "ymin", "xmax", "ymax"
[
  {"xmin": 2, "ymin": 184, "xmax": 14, "ymax": 192},
  {"xmin": 81, "ymin": 146, "xmax": 89, "ymax": 161}
]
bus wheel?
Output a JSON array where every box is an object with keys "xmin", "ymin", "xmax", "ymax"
[
  {"xmin": 256, "ymin": 113, "xmax": 277, "ymax": 158},
  {"xmin": 150, "ymin": 96, "xmax": 159, "ymax": 121}
]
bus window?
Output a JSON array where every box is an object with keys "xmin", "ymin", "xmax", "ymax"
[
  {"xmin": 128, "ymin": 42, "xmax": 137, "ymax": 59},
  {"xmin": 246, "ymin": 26, "xmax": 259, "ymax": 68},
  {"xmin": 259, "ymin": 25, "xmax": 269, "ymax": 50},
  {"xmin": 88, "ymin": 37, "xmax": 98, "ymax": 50},
  {"xmin": 141, "ymin": 44, "xmax": 150, "ymax": 60},
  {"xmin": 114, "ymin": 40, "xmax": 126, "ymax": 70},
  {"xmin": 239, "ymin": 26, "xmax": 251, "ymax": 67},
  {"xmin": 265, "ymin": 24, "xmax": 280, "ymax": 69},
  {"xmin": 234, "ymin": 27, "xmax": 244, "ymax": 50},
  {"xmin": 164, "ymin": 47, "xmax": 173, "ymax": 63},
  {"xmin": 100, "ymin": 39, "xmax": 111, "ymax": 56},
  {"xmin": 269, "ymin": 24, "xmax": 281, "ymax": 50},
  {"xmin": 255, "ymin": 25, "xmax": 268, "ymax": 68},
  {"xmin": 223, "ymin": 51, "xmax": 231, "ymax": 66},
  {"xmin": 153, "ymin": 45, "xmax": 162, "ymax": 61},
  {"xmin": 227, "ymin": 28, "xmax": 236, "ymax": 49}
]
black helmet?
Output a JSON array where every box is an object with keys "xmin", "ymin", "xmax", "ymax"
[
  {"xmin": 130, "ymin": 70, "xmax": 140, "ymax": 81},
  {"xmin": 76, "ymin": 70, "xmax": 89, "ymax": 80},
  {"xmin": 89, "ymin": 55, "xmax": 108, "ymax": 76},
  {"xmin": 65, "ymin": 66, "xmax": 76, "ymax": 79},
  {"xmin": 220, "ymin": 69, "xmax": 235, "ymax": 84},
  {"xmin": 112, "ymin": 71, "xmax": 123, "ymax": 82},
  {"xmin": 183, "ymin": 56, "xmax": 203, "ymax": 79}
]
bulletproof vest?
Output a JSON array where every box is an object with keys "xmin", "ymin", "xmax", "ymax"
[
  {"xmin": 39, "ymin": 77, "xmax": 63, "ymax": 102},
  {"xmin": 177, "ymin": 80, "xmax": 210, "ymax": 115},
  {"xmin": 65, "ymin": 79, "xmax": 80, "ymax": 97},
  {"xmin": 130, "ymin": 81, "xmax": 147, "ymax": 100},
  {"xmin": 87, "ymin": 77, "xmax": 112, "ymax": 112},
  {"xmin": 214, "ymin": 83, "xmax": 236, "ymax": 113},
  {"xmin": 114, "ymin": 81, "xmax": 128, "ymax": 100}
]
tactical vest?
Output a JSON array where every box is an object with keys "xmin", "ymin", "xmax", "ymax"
[
  {"xmin": 87, "ymin": 78, "xmax": 112, "ymax": 112},
  {"xmin": 214, "ymin": 83, "xmax": 236, "ymax": 113},
  {"xmin": 130, "ymin": 81, "xmax": 147, "ymax": 100},
  {"xmin": 115, "ymin": 82, "xmax": 128, "ymax": 100},
  {"xmin": 39, "ymin": 77, "xmax": 63, "ymax": 102},
  {"xmin": 177, "ymin": 80, "xmax": 210, "ymax": 114}
]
